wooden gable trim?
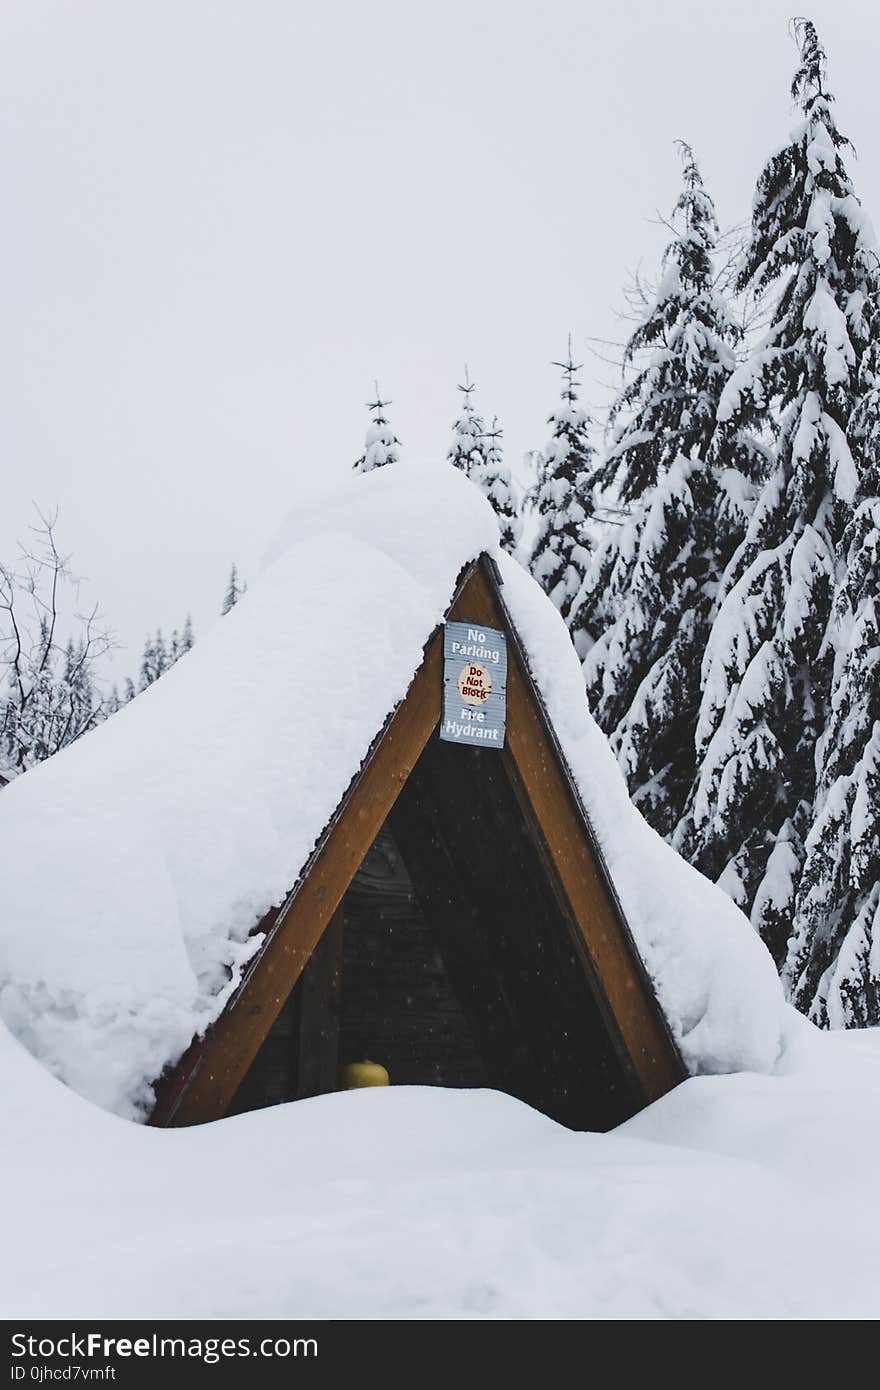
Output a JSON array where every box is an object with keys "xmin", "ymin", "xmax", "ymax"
[{"xmin": 152, "ymin": 556, "xmax": 683, "ymax": 1127}]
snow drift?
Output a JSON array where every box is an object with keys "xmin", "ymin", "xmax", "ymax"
[
  {"xmin": 2, "ymin": 1016, "xmax": 879, "ymax": 1319},
  {"xmin": 0, "ymin": 462, "xmax": 794, "ymax": 1119}
]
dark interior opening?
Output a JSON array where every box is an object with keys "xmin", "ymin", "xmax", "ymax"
[{"xmin": 229, "ymin": 737, "xmax": 640, "ymax": 1131}]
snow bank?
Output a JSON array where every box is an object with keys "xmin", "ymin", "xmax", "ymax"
[
  {"xmin": 0, "ymin": 462, "xmax": 792, "ymax": 1118},
  {"xmin": 2, "ymin": 1020, "xmax": 878, "ymax": 1319}
]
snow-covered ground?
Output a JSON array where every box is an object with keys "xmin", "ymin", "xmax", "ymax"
[
  {"xmin": 3, "ymin": 1017, "xmax": 878, "ymax": 1320},
  {"xmin": 1, "ymin": 465, "xmax": 875, "ymax": 1319}
]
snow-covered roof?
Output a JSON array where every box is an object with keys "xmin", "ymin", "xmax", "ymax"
[{"xmin": 0, "ymin": 463, "xmax": 795, "ymax": 1120}]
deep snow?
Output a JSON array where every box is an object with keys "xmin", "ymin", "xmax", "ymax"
[
  {"xmin": 0, "ymin": 467, "xmax": 795, "ymax": 1117},
  {"xmin": 1, "ymin": 1019, "xmax": 878, "ymax": 1320},
  {"xmin": 0, "ymin": 463, "xmax": 875, "ymax": 1319},
  {"xmin": 0, "ymin": 464, "xmax": 795, "ymax": 1119}
]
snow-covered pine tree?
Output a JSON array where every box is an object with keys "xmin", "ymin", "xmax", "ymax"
[
  {"xmin": 138, "ymin": 632, "xmax": 166, "ymax": 692},
  {"xmin": 674, "ymin": 22, "xmax": 879, "ymax": 967},
  {"xmin": 221, "ymin": 564, "xmax": 245, "ymax": 615},
  {"xmin": 783, "ymin": 309, "xmax": 880, "ymax": 1025},
  {"xmin": 447, "ymin": 368, "xmax": 485, "ymax": 478},
  {"xmin": 576, "ymin": 145, "xmax": 746, "ymax": 649},
  {"xmin": 170, "ymin": 615, "xmax": 194, "ymax": 662},
  {"xmin": 137, "ymin": 617, "xmax": 193, "ymax": 691},
  {"xmin": 470, "ymin": 417, "xmax": 519, "ymax": 552},
  {"xmin": 592, "ymin": 143, "xmax": 741, "ymax": 509},
  {"xmin": 448, "ymin": 375, "xmax": 518, "ymax": 548},
  {"xmin": 570, "ymin": 148, "xmax": 745, "ymax": 830},
  {"xmin": 528, "ymin": 342, "xmax": 599, "ymax": 623},
  {"xmin": 354, "ymin": 384, "xmax": 401, "ymax": 474}
]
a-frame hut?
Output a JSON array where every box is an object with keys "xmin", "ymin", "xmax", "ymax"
[
  {"xmin": 153, "ymin": 553, "xmax": 683, "ymax": 1130},
  {"xmin": 0, "ymin": 465, "xmax": 789, "ymax": 1128}
]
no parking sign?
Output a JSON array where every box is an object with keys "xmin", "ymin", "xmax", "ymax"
[{"xmin": 440, "ymin": 620, "xmax": 507, "ymax": 748}]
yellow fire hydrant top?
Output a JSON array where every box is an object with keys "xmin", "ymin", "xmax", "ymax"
[{"xmin": 342, "ymin": 1060, "xmax": 390, "ymax": 1089}]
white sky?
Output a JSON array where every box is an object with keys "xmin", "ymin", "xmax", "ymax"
[{"xmin": 2, "ymin": 0, "xmax": 878, "ymax": 674}]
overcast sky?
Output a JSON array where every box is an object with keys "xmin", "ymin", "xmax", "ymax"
[{"xmin": 2, "ymin": 1, "xmax": 878, "ymax": 672}]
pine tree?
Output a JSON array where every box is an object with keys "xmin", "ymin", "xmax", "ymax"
[
  {"xmin": 447, "ymin": 368, "xmax": 485, "ymax": 478},
  {"xmin": 139, "ymin": 632, "xmax": 164, "ymax": 692},
  {"xmin": 221, "ymin": 564, "xmax": 245, "ymax": 616},
  {"xmin": 593, "ymin": 142, "xmax": 742, "ymax": 508},
  {"xmin": 783, "ymin": 313, "xmax": 880, "ymax": 1024},
  {"xmin": 170, "ymin": 615, "xmax": 194, "ymax": 661},
  {"xmin": 576, "ymin": 144, "xmax": 745, "ymax": 648},
  {"xmin": 354, "ymin": 384, "xmax": 401, "ymax": 474},
  {"xmin": 528, "ymin": 343, "xmax": 599, "ymax": 622},
  {"xmin": 470, "ymin": 417, "xmax": 519, "ymax": 552},
  {"xmin": 571, "ymin": 148, "xmax": 745, "ymax": 830},
  {"xmin": 674, "ymin": 22, "xmax": 879, "ymax": 967},
  {"xmin": 137, "ymin": 616, "xmax": 194, "ymax": 691}
]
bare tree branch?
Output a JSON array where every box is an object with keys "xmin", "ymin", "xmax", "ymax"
[{"xmin": 0, "ymin": 508, "xmax": 118, "ymax": 776}]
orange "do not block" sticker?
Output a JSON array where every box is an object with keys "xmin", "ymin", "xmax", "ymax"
[{"xmin": 458, "ymin": 662, "xmax": 492, "ymax": 705}]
